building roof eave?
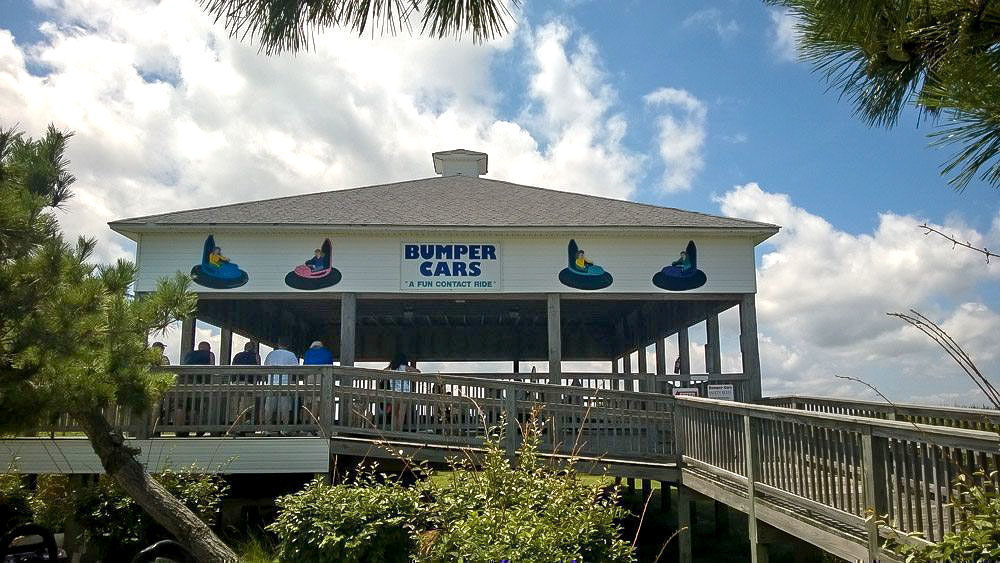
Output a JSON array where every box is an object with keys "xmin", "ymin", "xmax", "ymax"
[{"xmin": 108, "ymin": 221, "xmax": 780, "ymax": 244}]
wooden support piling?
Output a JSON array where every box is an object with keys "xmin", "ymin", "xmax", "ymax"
[
  {"xmin": 678, "ymin": 485, "xmax": 693, "ymax": 563},
  {"xmin": 547, "ymin": 293, "xmax": 561, "ymax": 385}
]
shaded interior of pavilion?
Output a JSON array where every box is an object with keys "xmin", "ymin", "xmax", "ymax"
[{"xmin": 184, "ymin": 294, "xmax": 759, "ymax": 398}]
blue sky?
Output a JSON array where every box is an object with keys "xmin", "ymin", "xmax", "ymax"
[
  {"xmin": 1, "ymin": 0, "xmax": 997, "ymax": 403},
  {"xmin": 499, "ymin": 1, "xmax": 999, "ymax": 235},
  {"xmin": 3, "ymin": 0, "xmax": 995, "ymax": 231}
]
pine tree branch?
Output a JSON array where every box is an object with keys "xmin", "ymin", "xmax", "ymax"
[{"xmin": 919, "ymin": 223, "xmax": 997, "ymax": 263}]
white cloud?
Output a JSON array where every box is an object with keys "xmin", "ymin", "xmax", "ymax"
[
  {"xmin": 769, "ymin": 8, "xmax": 800, "ymax": 62},
  {"xmin": 644, "ymin": 87, "xmax": 707, "ymax": 193},
  {"xmin": 717, "ymin": 183, "xmax": 1000, "ymax": 405},
  {"xmin": 683, "ymin": 8, "xmax": 740, "ymax": 41},
  {"xmin": 1, "ymin": 3, "xmax": 642, "ymax": 264}
]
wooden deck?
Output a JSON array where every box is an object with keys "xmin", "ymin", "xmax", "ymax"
[{"xmin": 3, "ymin": 366, "xmax": 999, "ymax": 562}]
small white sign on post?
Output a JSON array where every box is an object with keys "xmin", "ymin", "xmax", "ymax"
[
  {"xmin": 672, "ymin": 387, "xmax": 700, "ymax": 398},
  {"xmin": 707, "ymin": 384, "xmax": 735, "ymax": 401}
]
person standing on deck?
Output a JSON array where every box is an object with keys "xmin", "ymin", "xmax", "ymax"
[
  {"xmin": 183, "ymin": 341, "xmax": 215, "ymax": 365},
  {"xmin": 264, "ymin": 343, "xmax": 298, "ymax": 428},
  {"xmin": 176, "ymin": 341, "xmax": 214, "ymax": 435},
  {"xmin": 228, "ymin": 341, "xmax": 260, "ymax": 428},
  {"xmin": 303, "ymin": 341, "xmax": 334, "ymax": 365},
  {"xmin": 232, "ymin": 341, "xmax": 260, "ymax": 366},
  {"xmin": 382, "ymin": 352, "xmax": 417, "ymax": 431},
  {"xmin": 301, "ymin": 340, "xmax": 333, "ymax": 423},
  {"xmin": 150, "ymin": 341, "xmax": 170, "ymax": 435},
  {"xmin": 151, "ymin": 341, "xmax": 170, "ymax": 366}
]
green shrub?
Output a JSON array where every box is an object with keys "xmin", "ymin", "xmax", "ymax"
[
  {"xmin": 0, "ymin": 470, "xmax": 33, "ymax": 532},
  {"xmin": 74, "ymin": 466, "xmax": 228, "ymax": 558},
  {"xmin": 269, "ymin": 416, "xmax": 635, "ymax": 563},
  {"xmin": 0, "ymin": 471, "xmax": 70, "ymax": 532},
  {"xmin": 888, "ymin": 470, "xmax": 1000, "ymax": 562},
  {"xmin": 419, "ymin": 419, "xmax": 634, "ymax": 563},
  {"xmin": 28, "ymin": 474, "xmax": 70, "ymax": 530},
  {"xmin": 268, "ymin": 472, "xmax": 420, "ymax": 563}
]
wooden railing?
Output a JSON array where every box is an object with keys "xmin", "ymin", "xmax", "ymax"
[
  {"xmin": 453, "ymin": 372, "xmax": 750, "ymax": 400},
  {"xmin": 676, "ymin": 396, "xmax": 1000, "ymax": 557},
  {"xmin": 332, "ymin": 369, "xmax": 675, "ymax": 460},
  {"xmin": 761, "ymin": 395, "xmax": 1000, "ymax": 432},
  {"xmin": 43, "ymin": 366, "xmax": 676, "ymax": 462}
]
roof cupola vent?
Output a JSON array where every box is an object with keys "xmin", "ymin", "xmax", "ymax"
[{"xmin": 432, "ymin": 149, "xmax": 488, "ymax": 177}]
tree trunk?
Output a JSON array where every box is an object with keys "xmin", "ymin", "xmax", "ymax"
[{"xmin": 75, "ymin": 409, "xmax": 237, "ymax": 562}]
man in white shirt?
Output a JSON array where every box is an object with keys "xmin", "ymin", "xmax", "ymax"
[
  {"xmin": 264, "ymin": 345, "xmax": 298, "ymax": 366},
  {"xmin": 264, "ymin": 344, "xmax": 298, "ymax": 427}
]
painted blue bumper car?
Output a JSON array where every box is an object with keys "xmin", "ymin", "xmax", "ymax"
[
  {"xmin": 558, "ymin": 239, "xmax": 613, "ymax": 290},
  {"xmin": 190, "ymin": 235, "xmax": 249, "ymax": 289},
  {"xmin": 652, "ymin": 240, "xmax": 706, "ymax": 291}
]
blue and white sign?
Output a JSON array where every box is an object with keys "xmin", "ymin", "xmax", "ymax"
[{"xmin": 401, "ymin": 243, "xmax": 501, "ymax": 291}]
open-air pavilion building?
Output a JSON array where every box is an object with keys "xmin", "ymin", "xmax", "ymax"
[
  {"xmin": 110, "ymin": 149, "xmax": 777, "ymax": 399},
  {"xmin": 7, "ymin": 150, "xmax": 1000, "ymax": 562}
]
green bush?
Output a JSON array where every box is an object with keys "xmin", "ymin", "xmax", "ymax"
[
  {"xmin": 269, "ymin": 416, "xmax": 635, "ymax": 562},
  {"xmin": 269, "ymin": 471, "xmax": 420, "ymax": 563},
  {"xmin": 888, "ymin": 470, "xmax": 1000, "ymax": 562},
  {"xmin": 419, "ymin": 419, "xmax": 633, "ymax": 563},
  {"xmin": 0, "ymin": 469, "xmax": 69, "ymax": 532},
  {"xmin": 0, "ymin": 470, "xmax": 33, "ymax": 532},
  {"xmin": 74, "ymin": 466, "xmax": 228, "ymax": 558},
  {"xmin": 26, "ymin": 474, "xmax": 70, "ymax": 531}
]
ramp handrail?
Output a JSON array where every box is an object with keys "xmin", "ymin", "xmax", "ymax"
[
  {"xmin": 676, "ymin": 396, "xmax": 1000, "ymax": 558},
  {"xmin": 760, "ymin": 394, "xmax": 1000, "ymax": 430}
]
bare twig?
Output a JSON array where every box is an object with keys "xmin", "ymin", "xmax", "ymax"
[
  {"xmin": 888, "ymin": 309, "xmax": 1000, "ymax": 408},
  {"xmin": 631, "ymin": 488, "xmax": 656, "ymax": 548},
  {"xmin": 919, "ymin": 223, "xmax": 997, "ymax": 263},
  {"xmin": 834, "ymin": 374, "xmax": 898, "ymax": 408},
  {"xmin": 653, "ymin": 527, "xmax": 685, "ymax": 563},
  {"xmin": 833, "ymin": 374, "xmax": 928, "ymax": 438}
]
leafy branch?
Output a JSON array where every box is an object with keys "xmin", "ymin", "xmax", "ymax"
[{"xmin": 200, "ymin": 0, "xmax": 518, "ymax": 55}]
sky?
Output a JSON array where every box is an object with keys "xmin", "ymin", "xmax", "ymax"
[{"xmin": 1, "ymin": 0, "xmax": 998, "ymax": 405}]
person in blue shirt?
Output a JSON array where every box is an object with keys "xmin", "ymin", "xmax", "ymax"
[
  {"xmin": 305, "ymin": 248, "xmax": 326, "ymax": 272},
  {"xmin": 303, "ymin": 340, "xmax": 334, "ymax": 365}
]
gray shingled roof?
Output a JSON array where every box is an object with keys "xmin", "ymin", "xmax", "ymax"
[{"xmin": 110, "ymin": 175, "xmax": 778, "ymax": 232}]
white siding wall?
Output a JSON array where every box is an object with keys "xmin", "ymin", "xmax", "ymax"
[
  {"xmin": 0, "ymin": 438, "xmax": 329, "ymax": 474},
  {"xmin": 134, "ymin": 230, "xmax": 758, "ymax": 294}
]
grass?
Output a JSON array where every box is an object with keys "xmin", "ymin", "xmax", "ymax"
[{"xmin": 234, "ymin": 534, "xmax": 278, "ymax": 563}]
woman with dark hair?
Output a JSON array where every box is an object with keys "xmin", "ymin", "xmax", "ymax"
[
  {"xmin": 381, "ymin": 352, "xmax": 418, "ymax": 431},
  {"xmin": 388, "ymin": 352, "xmax": 408, "ymax": 372}
]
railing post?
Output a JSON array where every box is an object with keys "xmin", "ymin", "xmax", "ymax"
[
  {"xmin": 674, "ymin": 401, "xmax": 686, "ymax": 461},
  {"xmin": 744, "ymin": 414, "xmax": 766, "ymax": 563},
  {"xmin": 320, "ymin": 367, "xmax": 335, "ymax": 436},
  {"xmin": 504, "ymin": 381, "xmax": 518, "ymax": 458},
  {"xmin": 861, "ymin": 427, "xmax": 888, "ymax": 560}
]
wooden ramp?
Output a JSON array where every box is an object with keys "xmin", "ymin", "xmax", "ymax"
[
  {"xmin": 675, "ymin": 396, "xmax": 1000, "ymax": 562},
  {"xmin": 5, "ymin": 365, "xmax": 1000, "ymax": 562},
  {"xmin": 327, "ymin": 434, "xmax": 679, "ymax": 481}
]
